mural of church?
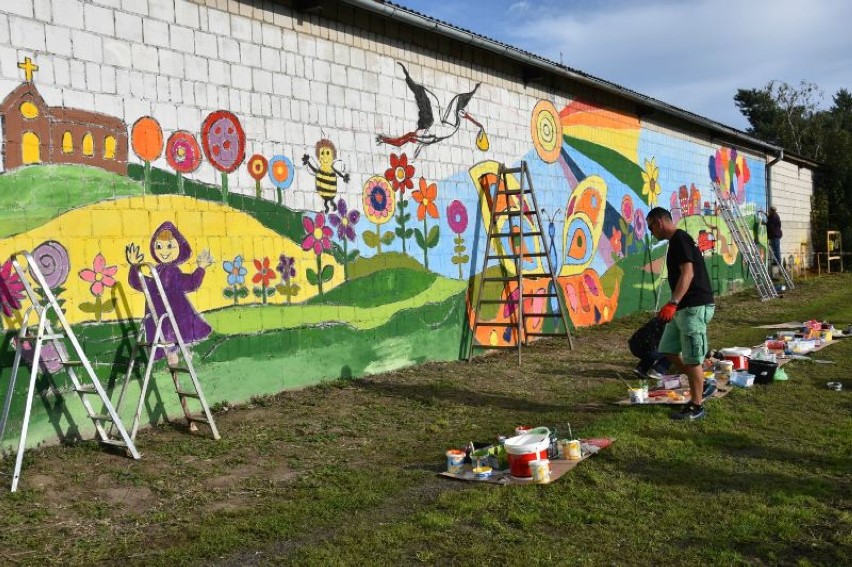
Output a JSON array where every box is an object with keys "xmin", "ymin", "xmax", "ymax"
[{"xmin": 0, "ymin": 58, "xmax": 128, "ymax": 175}]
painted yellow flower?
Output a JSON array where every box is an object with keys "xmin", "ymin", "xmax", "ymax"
[{"xmin": 641, "ymin": 158, "xmax": 661, "ymax": 206}]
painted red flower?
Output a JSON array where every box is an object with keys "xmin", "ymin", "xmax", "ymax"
[
  {"xmin": 248, "ymin": 154, "xmax": 269, "ymax": 181},
  {"xmin": 201, "ymin": 110, "xmax": 246, "ymax": 173},
  {"xmin": 252, "ymin": 257, "xmax": 276, "ymax": 287},
  {"xmin": 384, "ymin": 153, "xmax": 415, "ymax": 193},
  {"xmin": 166, "ymin": 130, "xmax": 202, "ymax": 174}
]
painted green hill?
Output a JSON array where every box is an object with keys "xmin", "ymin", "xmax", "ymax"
[{"xmin": 0, "ymin": 164, "xmax": 144, "ymax": 238}]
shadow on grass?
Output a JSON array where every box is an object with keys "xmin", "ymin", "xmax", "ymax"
[{"xmin": 353, "ymin": 379, "xmax": 572, "ymax": 413}]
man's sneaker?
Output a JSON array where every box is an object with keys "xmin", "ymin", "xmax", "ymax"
[
  {"xmin": 646, "ymin": 369, "xmax": 664, "ymax": 380},
  {"xmin": 670, "ymin": 402, "xmax": 706, "ymax": 421},
  {"xmin": 702, "ymin": 379, "xmax": 718, "ymax": 400}
]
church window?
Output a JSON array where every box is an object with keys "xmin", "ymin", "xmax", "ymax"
[
  {"xmin": 103, "ymin": 136, "xmax": 116, "ymax": 160},
  {"xmin": 62, "ymin": 131, "xmax": 73, "ymax": 154},
  {"xmin": 82, "ymin": 133, "xmax": 94, "ymax": 157},
  {"xmin": 20, "ymin": 101, "xmax": 39, "ymax": 119}
]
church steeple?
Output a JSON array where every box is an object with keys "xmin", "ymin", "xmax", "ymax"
[{"xmin": 17, "ymin": 57, "xmax": 38, "ymax": 83}]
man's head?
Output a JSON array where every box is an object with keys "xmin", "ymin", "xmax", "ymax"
[
  {"xmin": 646, "ymin": 207, "xmax": 676, "ymax": 240},
  {"xmin": 769, "ymin": 206, "xmax": 777, "ymax": 214}
]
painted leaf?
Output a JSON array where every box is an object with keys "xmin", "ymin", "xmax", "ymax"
[
  {"xmin": 320, "ymin": 264, "xmax": 334, "ymax": 282},
  {"xmin": 306, "ymin": 269, "xmax": 318, "ymax": 285},
  {"xmin": 414, "ymin": 228, "xmax": 425, "ymax": 248},
  {"xmin": 347, "ymin": 250, "xmax": 361, "ymax": 262},
  {"xmin": 426, "ymin": 225, "xmax": 441, "ymax": 248},
  {"xmin": 380, "ymin": 231, "xmax": 396, "ymax": 245},
  {"xmin": 362, "ymin": 230, "xmax": 379, "ymax": 248},
  {"xmin": 237, "ymin": 287, "xmax": 250, "ymax": 298}
]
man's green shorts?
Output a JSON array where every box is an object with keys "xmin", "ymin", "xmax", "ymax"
[{"xmin": 658, "ymin": 304, "xmax": 715, "ymax": 365}]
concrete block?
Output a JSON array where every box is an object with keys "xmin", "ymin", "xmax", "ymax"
[
  {"xmin": 148, "ymin": 0, "xmax": 175, "ymax": 22},
  {"xmin": 52, "ymin": 57, "xmax": 70, "ymax": 86},
  {"xmin": 85, "ymin": 61, "xmax": 102, "ymax": 92},
  {"xmin": 121, "ymin": 0, "xmax": 149, "ymax": 16},
  {"xmin": 9, "ymin": 16, "xmax": 46, "ymax": 52},
  {"xmin": 184, "ymin": 54, "xmax": 209, "ymax": 82},
  {"xmin": 131, "ymin": 43, "xmax": 159, "ymax": 73},
  {"xmin": 194, "ymin": 30, "xmax": 218, "ymax": 57},
  {"xmin": 93, "ymin": 93, "xmax": 125, "ymax": 119},
  {"xmin": 175, "ymin": 1, "xmax": 200, "ymax": 29},
  {"xmin": 159, "ymin": 48, "xmax": 185, "ymax": 78},
  {"xmin": 101, "ymin": 65, "xmax": 116, "ymax": 93},
  {"xmin": 230, "ymin": 13, "xmax": 252, "ymax": 41},
  {"xmin": 84, "ymin": 4, "xmax": 115, "ymax": 36},
  {"xmin": 240, "ymin": 40, "xmax": 260, "ymax": 66},
  {"xmin": 261, "ymin": 22, "xmax": 282, "ymax": 48},
  {"xmin": 206, "ymin": 6, "xmax": 230, "ymax": 35},
  {"xmin": 252, "ymin": 68, "xmax": 272, "ymax": 93},
  {"xmin": 103, "ymin": 37, "xmax": 132, "ymax": 67},
  {"xmin": 114, "ymin": 12, "xmax": 143, "ymax": 42},
  {"xmin": 143, "ymin": 18, "xmax": 170, "ymax": 48},
  {"xmin": 3, "ymin": 2, "xmax": 34, "ymax": 17},
  {"xmin": 69, "ymin": 59, "xmax": 86, "ymax": 90},
  {"xmin": 170, "ymin": 25, "xmax": 195, "ymax": 53},
  {"xmin": 45, "ymin": 24, "xmax": 72, "ymax": 56},
  {"xmin": 230, "ymin": 64, "xmax": 251, "ymax": 88},
  {"xmin": 218, "ymin": 36, "xmax": 240, "ymax": 63},
  {"xmin": 54, "ymin": 0, "xmax": 85, "ymax": 29},
  {"xmin": 260, "ymin": 46, "xmax": 280, "ymax": 72}
]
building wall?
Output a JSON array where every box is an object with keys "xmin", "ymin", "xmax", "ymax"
[
  {"xmin": 770, "ymin": 159, "xmax": 814, "ymax": 268},
  {"xmin": 0, "ymin": 0, "xmax": 774, "ymax": 448}
]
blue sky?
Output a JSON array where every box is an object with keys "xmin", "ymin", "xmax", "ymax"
[{"xmin": 392, "ymin": 0, "xmax": 852, "ymax": 131}]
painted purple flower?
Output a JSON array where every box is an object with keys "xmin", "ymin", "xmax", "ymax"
[
  {"xmin": 633, "ymin": 209, "xmax": 646, "ymax": 240},
  {"xmin": 33, "ymin": 240, "xmax": 70, "ymax": 289},
  {"xmin": 302, "ymin": 213, "xmax": 333, "ymax": 256},
  {"xmin": 329, "ymin": 198, "xmax": 361, "ymax": 242},
  {"xmin": 0, "ymin": 260, "xmax": 25, "ymax": 317},
  {"xmin": 446, "ymin": 200, "xmax": 469, "ymax": 234},
  {"xmin": 277, "ymin": 254, "xmax": 296, "ymax": 282}
]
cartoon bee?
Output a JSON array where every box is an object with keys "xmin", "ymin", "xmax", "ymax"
[{"xmin": 302, "ymin": 139, "xmax": 350, "ymax": 213}]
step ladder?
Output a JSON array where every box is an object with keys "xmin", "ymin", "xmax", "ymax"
[
  {"xmin": 712, "ymin": 183, "xmax": 778, "ymax": 300},
  {"xmin": 0, "ymin": 251, "xmax": 141, "ymax": 492},
  {"xmin": 467, "ymin": 161, "xmax": 574, "ymax": 364},
  {"xmin": 112, "ymin": 262, "xmax": 219, "ymax": 442}
]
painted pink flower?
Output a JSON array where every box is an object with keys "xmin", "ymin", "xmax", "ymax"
[
  {"xmin": 78, "ymin": 253, "xmax": 118, "ymax": 297},
  {"xmin": 446, "ymin": 199, "xmax": 468, "ymax": 234},
  {"xmin": 633, "ymin": 209, "xmax": 646, "ymax": 240},
  {"xmin": 621, "ymin": 194, "xmax": 634, "ymax": 223},
  {"xmin": 301, "ymin": 213, "xmax": 333, "ymax": 256},
  {"xmin": 0, "ymin": 260, "xmax": 25, "ymax": 317}
]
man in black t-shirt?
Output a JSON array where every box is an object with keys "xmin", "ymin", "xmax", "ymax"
[{"xmin": 646, "ymin": 207, "xmax": 716, "ymax": 421}]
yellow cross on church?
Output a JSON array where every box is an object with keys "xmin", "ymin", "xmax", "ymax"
[{"xmin": 18, "ymin": 57, "xmax": 38, "ymax": 82}]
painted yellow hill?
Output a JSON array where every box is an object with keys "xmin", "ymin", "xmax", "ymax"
[{"xmin": 0, "ymin": 195, "xmax": 341, "ymax": 325}]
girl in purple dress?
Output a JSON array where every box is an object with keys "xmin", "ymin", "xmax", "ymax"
[{"xmin": 126, "ymin": 221, "xmax": 213, "ymax": 366}]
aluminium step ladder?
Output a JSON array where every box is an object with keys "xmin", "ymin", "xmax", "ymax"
[
  {"xmin": 0, "ymin": 251, "xmax": 141, "ymax": 492},
  {"xmin": 467, "ymin": 161, "xmax": 574, "ymax": 364},
  {"xmin": 112, "ymin": 262, "xmax": 219, "ymax": 442},
  {"xmin": 712, "ymin": 183, "xmax": 778, "ymax": 300}
]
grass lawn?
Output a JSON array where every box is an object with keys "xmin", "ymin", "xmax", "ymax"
[{"xmin": 0, "ymin": 273, "xmax": 850, "ymax": 566}]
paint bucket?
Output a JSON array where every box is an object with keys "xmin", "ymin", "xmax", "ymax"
[
  {"xmin": 629, "ymin": 387, "xmax": 647, "ymax": 404},
  {"xmin": 445, "ymin": 449, "xmax": 465, "ymax": 474},
  {"xmin": 505, "ymin": 428, "xmax": 550, "ymax": 478},
  {"xmin": 472, "ymin": 466, "xmax": 492, "ymax": 480},
  {"xmin": 566, "ymin": 439, "xmax": 582, "ymax": 461},
  {"xmin": 514, "ymin": 425, "xmax": 532, "ymax": 437},
  {"xmin": 529, "ymin": 459, "xmax": 551, "ymax": 484}
]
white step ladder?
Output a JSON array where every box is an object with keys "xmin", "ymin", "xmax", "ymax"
[
  {"xmin": 712, "ymin": 183, "xmax": 778, "ymax": 300},
  {"xmin": 112, "ymin": 262, "xmax": 220, "ymax": 442},
  {"xmin": 0, "ymin": 251, "xmax": 141, "ymax": 492},
  {"xmin": 467, "ymin": 161, "xmax": 574, "ymax": 364}
]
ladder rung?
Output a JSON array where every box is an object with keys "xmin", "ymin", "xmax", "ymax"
[
  {"xmin": 89, "ymin": 414, "xmax": 114, "ymax": 422},
  {"xmin": 74, "ymin": 384, "xmax": 98, "ymax": 394},
  {"xmin": 168, "ymin": 366, "xmax": 191, "ymax": 374},
  {"xmin": 478, "ymin": 299, "xmax": 516, "ymax": 304},
  {"xmin": 491, "ymin": 231, "xmax": 542, "ymax": 238},
  {"xmin": 22, "ymin": 333, "xmax": 64, "ymax": 341},
  {"xmin": 138, "ymin": 341, "xmax": 175, "ymax": 348},
  {"xmin": 176, "ymin": 389, "xmax": 200, "ymax": 399},
  {"xmin": 525, "ymin": 292, "xmax": 559, "ymax": 298},
  {"xmin": 61, "ymin": 360, "xmax": 83, "ymax": 367},
  {"xmin": 486, "ymin": 253, "xmax": 547, "ymax": 260},
  {"xmin": 522, "ymin": 313, "xmax": 562, "ymax": 317},
  {"xmin": 471, "ymin": 344, "xmax": 518, "ymax": 350},
  {"xmin": 100, "ymin": 438, "xmax": 128, "ymax": 448},
  {"xmin": 496, "ymin": 188, "xmax": 532, "ymax": 195},
  {"xmin": 482, "ymin": 277, "xmax": 518, "ymax": 282},
  {"xmin": 473, "ymin": 322, "xmax": 516, "ymax": 327},
  {"xmin": 494, "ymin": 210, "xmax": 535, "ymax": 217},
  {"xmin": 525, "ymin": 332, "xmax": 570, "ymax": 337},
  {"xmin": 186, "ymin": 415, "xmax": 209, "ymax": 424},
  {"xmin": 501, "ymin": 167, "xmax": 524, "ymax": 174}
]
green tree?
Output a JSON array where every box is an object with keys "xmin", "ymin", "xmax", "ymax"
[{"xmin": 735, "ymin": 82, "xmax": 852, "ymax": 255}]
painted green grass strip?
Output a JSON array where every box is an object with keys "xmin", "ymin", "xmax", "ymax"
[{"xmin": 205, "ymin": 274, "xmax": 465, "ymax": 334}]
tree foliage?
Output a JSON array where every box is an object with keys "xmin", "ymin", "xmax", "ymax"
[{"xmin": 735, "ymin": 82, "xmax": 852, "ymax": 254}]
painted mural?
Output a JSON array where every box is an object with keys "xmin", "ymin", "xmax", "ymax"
[{"xmin": 0, "ymin": 52, "xmax": 767, "ymax": 449}]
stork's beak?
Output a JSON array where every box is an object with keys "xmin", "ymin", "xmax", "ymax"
[{"xmin": 461, "ymin": 111, "xmax": 483, "ymax": 129}]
